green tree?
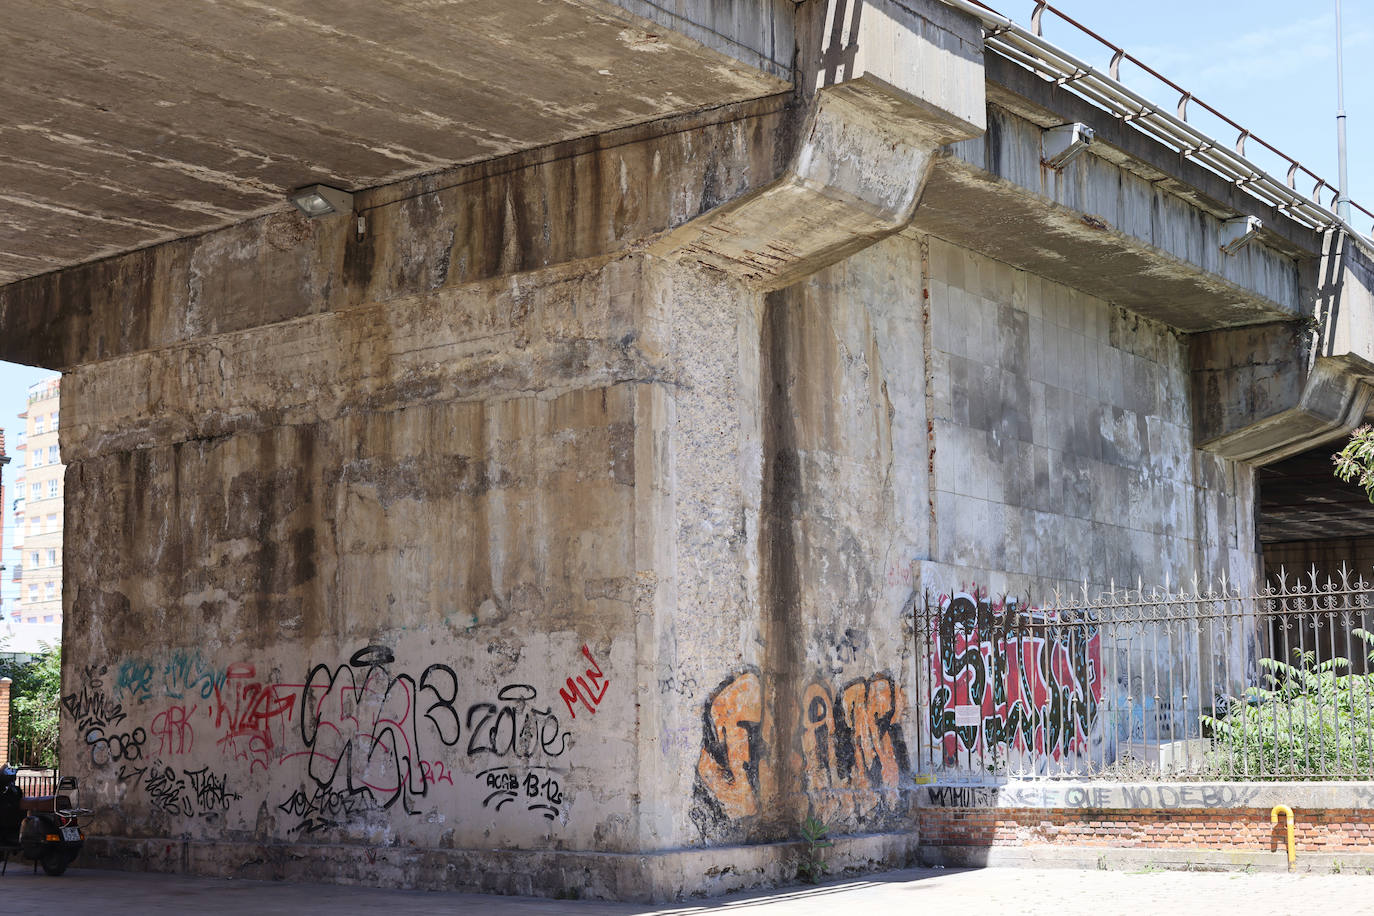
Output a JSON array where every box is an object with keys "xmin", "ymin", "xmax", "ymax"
[
  {"xmin": 1334, "ymin": 425, "xmax": 1374, "ymax": 501},
  {"xmin": 1, "ymin": 644, "xmax": 62, "ymax": 768}
]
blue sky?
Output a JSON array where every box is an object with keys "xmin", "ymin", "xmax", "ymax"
[{"xmin": 0, "ymin": 1, "xmax": 1368, "ymax": 611}]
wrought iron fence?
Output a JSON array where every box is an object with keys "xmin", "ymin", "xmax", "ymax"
[
  {"xmin": 915, "ymin": 567, "xmax": 1374, "ymax": 781},
  {"xmin": 6, "ymin": 734, "xmax": 56, "ymax": 770}
]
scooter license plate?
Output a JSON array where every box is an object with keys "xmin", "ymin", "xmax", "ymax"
[{"xmin": 60, "ymin": 826, "xmax": 80, "ymax": 843}]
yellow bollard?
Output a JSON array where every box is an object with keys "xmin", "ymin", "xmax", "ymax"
[{"xmin": 1271, "ymin": 804, "xmax": 1296, "ymax": 872}]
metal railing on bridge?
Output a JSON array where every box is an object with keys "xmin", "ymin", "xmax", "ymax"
[
  {"xmin": 916, "ymin": 567, "xmax": 1374, "ymax": 781},
  {"xmin": 933, "ymin": 0, "xmax": 1374, "ymax": 244}
]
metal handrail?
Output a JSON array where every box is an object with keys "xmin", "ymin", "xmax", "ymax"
[{"xmin": 934, "ymin": 0, "xmax": 1374, "ymax": 243}]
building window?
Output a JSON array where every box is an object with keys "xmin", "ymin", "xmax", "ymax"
[
  {"xmin": 42, "ymin": 615, "xmax": 53, "ymax": 623},
  {"xmin": 29, "ymin": 482, "xmax": 39, "ymax": 499},
  {"xmin": 29, "ymin": 551, "xmax": 38, "ymax": 568},
  {"xmin": 47, "ymin": 445, "xmax": 57, "ymax": 464},
  {"xmin": 45, "ymin": 582, "xmax": 55, "ymax": 600},
  {"xmin": 47, "ymin": 514, "xmax": 57, "ymax": 531},
  {"xmin": 46, "ymin": 549, "xmax": 57, "ymax": 567},
  {"xmin": 27, "ymin": 617, "xmax": 36, "ymax": 625},
  {"xmin": 33, "ymin": 417, "xmax": 43, "ymax": 435},
  {"xmin": 27, "ymin": 584, "xmax": 37, "ymax": 602},
  {"xmin": 47, "ymin": 480, "xmax": 57, "ymax": 498},
  {"xmin": 50, "ymin": 410, "xmax": 58, "ymax": 427}
]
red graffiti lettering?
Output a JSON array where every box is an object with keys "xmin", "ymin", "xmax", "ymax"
[
  {"xmin": 210, "ymin": 663, "xmax": 302, "ymax": 773},
  {"xmin": 558, "ymin": 645, "xmax": 610, "ymax": 719}
]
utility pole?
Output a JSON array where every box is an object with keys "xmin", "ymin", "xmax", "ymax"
[{"xmin": 1337, "ymin": 0, "xmax": 1351, "ymax": 221}]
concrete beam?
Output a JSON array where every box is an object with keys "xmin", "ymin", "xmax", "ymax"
[
  {"xmin": 603, "ymin": 0, "xmax": 797, "ymax": 83},
  {"xmin": 650, "ymin": 0, "xmax": 986, "ymax": 289},
  {"xmin": 0, "ymin": 98, "xmax": 791, "ymax": 371},
  {"xmin": 1194, "ymin": 233, "xmax": 1374, "ymax": 464},
  {"xmin": 982, "ymin": 53, "xmax": 1324, "ymax": 258},
  {"xmin": 915, "ymin": 103, "xmax": 1305, "ymax": 332}
]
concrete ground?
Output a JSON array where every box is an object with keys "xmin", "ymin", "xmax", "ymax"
[{"xmin": 1, "ymin": 865, "xmax": 1371, "ymax": 914}]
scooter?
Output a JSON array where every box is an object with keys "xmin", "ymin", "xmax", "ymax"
[{"xmin": 0, "ymin": 766, "xmax": 90, "ymax": 876}]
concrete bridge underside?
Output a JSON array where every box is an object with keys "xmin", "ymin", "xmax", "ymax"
[{"xmin": 2, "ymin": 0, "xmax": 1373, "ymax": 902}]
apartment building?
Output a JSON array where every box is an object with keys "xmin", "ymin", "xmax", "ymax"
[{"xmin": 11, "ymin": 377, "xmax": 62, "ymax": 626}]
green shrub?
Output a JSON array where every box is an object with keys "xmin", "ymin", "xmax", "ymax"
[{"xmin": 1203, "ymin": 629, "xmax": 1374, "ymax": 779}]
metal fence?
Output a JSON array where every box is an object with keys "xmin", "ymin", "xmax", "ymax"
[
  {"xmin": 915, "ymin": 568, "xmax": 1374, "ymax": 781},
  {"xmin": 6, "ymin": 734, "xmax": 56, "ymax": 770},
  {"xmin": 12, "ymin": 767, "xmax": 57, "ymax": 798}
]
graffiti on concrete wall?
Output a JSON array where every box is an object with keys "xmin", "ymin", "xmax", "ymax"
[
  {"xmin": 928, "ymin": 589, "xmax": 1101, "ymax": 768},
  {"xmin": 695, "ymin": 669, "xmax": 772, "ymax": 821},
  {"xmin": 558, "ymin": 644, "xmax": 610, "ymax": 719},
  {"xmin": 464, "ymin": 681, "xmax": 572, "ymax": 821},
  {"xmin": 799, "ymin": 674, "xmax": 910, "ymax": 823},
  {"xmin": 118, "ymin": 761, "xmax": 242, "ymax": 818},
  {"xmin": 289, "ymin": 645, "xmax": 461, "ymax": 816},
  {"xmin": 692, "ymin": 667, "xmax": 910, "ymax": 835},
  {"xmin": 65, "ymin": 641, "xmax": 602, "ymax": 834}
]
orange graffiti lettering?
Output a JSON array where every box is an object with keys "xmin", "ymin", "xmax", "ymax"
[{"xmin": 696, "ymin": 670, "xmax": 774, "ymax": 819}]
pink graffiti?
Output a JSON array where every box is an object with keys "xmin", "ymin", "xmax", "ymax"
[{"xmin": 150, "ymin": 704, "xmax": 197, "ymax": 756}]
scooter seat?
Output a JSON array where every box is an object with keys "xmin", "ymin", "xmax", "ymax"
[{"xmin": 18, "ymin": 795, "xmax": 71, "ymax": 811}]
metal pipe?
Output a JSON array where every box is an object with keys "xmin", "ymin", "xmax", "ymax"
[
  {"xmin": 1271, "ymin": 804, "xmax": 1296, "ymax": 871},
  {"xmin": 1336, "ymin": 0, "xmax": 1351, "ymax": 221}
]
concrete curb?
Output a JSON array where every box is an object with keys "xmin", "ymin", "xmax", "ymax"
[
  {"xmin": 82, "ymin": 830, "xmax": 923, "ymax": 903},
  {"xmin": 919, "ymin": 844, "xmax": 1374, "ymax": 874}
]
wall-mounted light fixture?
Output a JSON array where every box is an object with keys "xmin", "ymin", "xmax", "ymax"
[
  {"xmin": 1220, "ymin": 215, "xmax": 1263, "ymax": 255},
  {"xmin": 288, "ymin": 184, "xmax": 353, "ymax": 218},
  {"xmin": 1042, "ymin": 122, "xmax": 1095, "ymax": 169}
]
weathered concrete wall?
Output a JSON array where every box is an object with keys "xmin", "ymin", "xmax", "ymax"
[
  {"xmin": 64, "ymin": 266, "xmax": 646, "ymax": 848},
  {"xmin": 22, "ymin": 0, "xmax": 1371, "ymax": 899},
  {"xmin": 55, "ymin": 164, "xmax": 1271, "ymax": 900},
  {"xmin": 683, "ymin": 238, "xmax": 930, "ymax": 847},
  {"xmin": 922, "ymin": 236, "xmax": 1257, "ymax": 597},
  {"xmin": 47, "ymin": 101, "xmax": 794, "ymax": 900}
]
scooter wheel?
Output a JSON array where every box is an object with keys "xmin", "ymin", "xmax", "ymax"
[{"xmin": 39, "ymin": 849, "xmax": 67, "ymax": 876}]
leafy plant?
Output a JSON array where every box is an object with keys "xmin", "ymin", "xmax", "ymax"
[
  {"xmin": 1, "ymin": 644, "xmax": 62, "ymax": 768},
  {"xmin": 1202, "ymin": 630, "xmax": 1374, "ymax": 779},
  {"xmin": 1334, "ymin": 426, "xmax": 1374, "ymax": 502},
  {"xmin": 797, "ymin": 815, "xmax": 833, "ymax": 884}
]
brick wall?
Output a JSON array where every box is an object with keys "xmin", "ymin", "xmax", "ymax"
[
  {"xmin": 920, "ymin": 807, "xmax": 1374, "ymax": 851},
  {"xmin": 0, "ymin": 677, "xmax": 10, "ymax": 764}
]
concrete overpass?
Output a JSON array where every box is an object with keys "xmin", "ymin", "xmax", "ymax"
[{"xmin": 3, "ymin": 0, "xmax": 1373, "ymax": 901}]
